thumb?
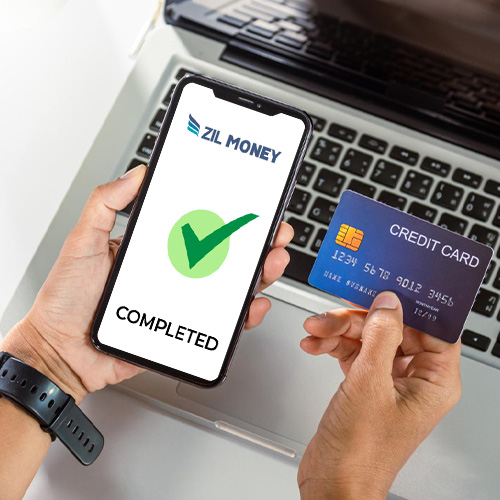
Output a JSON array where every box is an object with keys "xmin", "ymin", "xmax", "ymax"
[
  {"xmin": 66, "ymin": 165, "xmax": 147, "ymax": 255},
  {"xmin": 353, "ymin": 291, "xmax": 404, "ymax": 379}
]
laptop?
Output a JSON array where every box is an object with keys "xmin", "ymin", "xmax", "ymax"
[{"xmin": 2, "ymin": 0, "xmax": 500, "ymax": 497}]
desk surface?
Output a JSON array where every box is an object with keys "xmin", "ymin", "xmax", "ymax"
[{"xmin": 0, "ymin": 1, "xmax": 300, "ymax": 498}]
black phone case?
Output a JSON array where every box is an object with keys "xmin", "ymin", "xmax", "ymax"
[{"xmin": 91, "ymin": 74, "xmax": 313, "ymax": 387}]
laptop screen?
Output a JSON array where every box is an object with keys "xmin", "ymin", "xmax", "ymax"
[{"xmin": 314, "ymin": 0, "xmax": 500, "ymax": 75}]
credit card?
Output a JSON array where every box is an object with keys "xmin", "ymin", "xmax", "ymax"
[{"xmin": 308, "ymin": 190, "xmax": 493, "ymax": 343}]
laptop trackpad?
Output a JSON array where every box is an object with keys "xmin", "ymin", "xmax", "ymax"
[{"xmin": 177, "ymin": 297, "xmax": 344, "ymax": 446}]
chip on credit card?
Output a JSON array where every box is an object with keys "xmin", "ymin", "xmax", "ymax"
[{"xmin": 308, "ymin": 190, "xmax": 493, "ymax": 343}]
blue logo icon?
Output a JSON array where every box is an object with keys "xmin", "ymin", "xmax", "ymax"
[{"xmin": 187, "ymin": 114, "xmax": 200, "ymax": 136}]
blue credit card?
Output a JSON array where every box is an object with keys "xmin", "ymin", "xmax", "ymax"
[{"xmin": 308, "ymin": 191, "xmax": 493, "ymax": 343}]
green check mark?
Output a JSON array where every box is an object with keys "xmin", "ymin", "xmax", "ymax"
[
  {"xmin": 168, "ymin": 210, "xmax": 259, "ymax": 278},
  {"xmin": 182, "ymin": 213, "xmax": 258, "ymax": 269}
]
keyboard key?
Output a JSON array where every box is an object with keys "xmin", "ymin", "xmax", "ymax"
[
  {"xmin": 484, "ymin": 261, "xmax": 496, "ymax": 284},
  {"xmin": 313, "ymin": 168, "xmax": 346, "ymax": 197},
  {"xmin": 311, "ymin": 228, "xmax": 328, "ymax": 252},
  {"xmin": 327, "ymin": 123, "xmax": 357, "ymax": 143},
  {"xmin": 468, "ymin": 224, "xmax": 498, "ymax": 249},
  {"xmin": 237, "ymin": 6, "xmax": 274, "ymax": 22},
  {"xmin": 407, "ymin": 202, "xmax": 437, "ymax": 222},
  {"xmin": 485, "ymin": 179, "xmax": 500, "ymax": 198},
  {"xmin": 253, "ymin": 1, "xmax": 303, "ymax": 18},
  {"xmin": 297, "ymin": 161, "xmax": 316, "ymax": 186},
  {"xmin": 276, "ymin": 19, "xmax": 303, "ymax": 32},
  {"xmin": 462, "ymin": 193, "xmax": 495, "ymax": 222},
  {"xmin": 420, "ymin": 157, "xmax": 451, "ymax": 177},
  {"xmin": 286, "ymin": 1, "xmax": 311, "ymax": 14},
  {"xmin": 309, "ymin": 115, "xmax": 326, "ymax": 132},
  {"xmin": 163, "ymin": 84, "xmax": 176, "ymax": 105},
  {"xmin": 430, "ymin": 181, "xmax": 464, "ymax": 210},
  {"xmin": 150, "ymin": 108, "xmax": 166, "ymax": 133},
  {"xmin": 137, "ymin": 133, "xmax": 157, "ymax": 159},
  {"xmin": 125, "ymin": 158, "xmax": 145, "ymax": 173},
  {"xmin": 287, "ymin": 188, "xmax": 311, "ymax": 214},
  {"xmin": 461, "ymin": 330, "xmax": 491, "ymax": 352},
  {"xmin": 293, "ymin": 17, "xmax": 316, "ymax": 31},
  {"xmin": 247, "ymin": 19, "xmax": 280, "ymax": 38},
  {"xmin": 283, "ymin": 247, "xmax": 316, "ymax": 284},
  {"xmin": 308, "ymin": 197, "xmax": 337, "ymax": 225},
  {"xmin": 347, "ymin": 179, "xmax": 376, "ymax": 198},
  {"xmin": 401, "ymin": 171, "xmax": 433, "ymax": 199},
  {"xmin": 175, "ymin": 68, "xmax": 194, "ymax": 80},
  {"xmin": 472, "ymin": 288, "xmax": 499, "ymax": 317},
  {"xmin": 389, "ymin": 145, "xmax": 419, "ymax": 166},
  {"xmin": 437, "ymin": 213, "xmax": 467, "ymax": 235},
  {"xmin": 493, "ymin": 206, "xmax": 500, "ymax": 228},
  {"xmin": 218, "ymin": 13, "xmax": 252, "ymax": 28},
  {"xmin": 277, "ymin": 30, "xmax": 307, "ymax": 44},
  {"xmin": 378, "ymin": 191, "xmax": 407, "ymax": 210},
  {"xmin": 358, "ymin": 134, "xmax": 388, "ymax": 154},
  {"xmin": 310, "ymin": 138, "xmax": 343, "ymax": 166},
  {"xmin": 452, "ymin": 168, "xmax": 482, "ymax": 188},
  {"xmin": 306, "ymin": 41, "xmax": 334, "ymax": 59},
  {"xmin": 370, "ymin": 159, "xmax": 402, "ymax": 188},
  {"xmin": 492, "ymin": 341, "xmax": 500, "ymax": 358},
  {"xmin": 275, "ymin": 34, "xmax": 303, "ymax": 48},
  {"xmin": 340, "ymin": 149, "xmax": 373, "ymax": 177},
  {"xmin": 287, "ymin": 217, "xmax": 314, "ymax": 247},
  {"xmin": 493, "ymin": 268, "xmax": 500, "ymax": 289}
]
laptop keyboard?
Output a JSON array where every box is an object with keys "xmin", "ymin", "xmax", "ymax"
[
  {"xmin": 121, "ymin": 67, "xmax": 500, "ymax": 367},
  {"xmin": 166, "ymin": 0, "xmax": 500, "ymax": 133}
]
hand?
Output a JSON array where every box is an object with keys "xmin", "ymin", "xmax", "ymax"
[
  {"xmin": 2, "ymin": 165, "xmax": 293, "ymax": 403},
  {"xmin": 297, "ymin": 292, "xmax": 462, "ymax": 500}
]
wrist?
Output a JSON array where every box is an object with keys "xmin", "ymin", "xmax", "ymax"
[
  {"xmin": 1, "ymin": 317, "xmax": 88, "ymax": 404},
  {"xmin": 299, "ymin": 460, "xmax": 395, "ymax": 500},
  {"xmin": 299, "ymin": 477, "xmax": 390, "ymax": 500}
]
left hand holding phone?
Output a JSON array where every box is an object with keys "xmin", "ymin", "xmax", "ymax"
[{"xmin": 1, "ymin": 165, "xmax": 293, "ymax": 404}]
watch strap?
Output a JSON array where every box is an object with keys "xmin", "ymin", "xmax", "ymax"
[{"xmin": 0, "ymin": 352, "xmax": 103, "ymax": 465}]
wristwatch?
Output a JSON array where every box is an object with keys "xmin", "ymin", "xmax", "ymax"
[{"xmin": 0, "ymin": 351, "xmax": 103, "ymax": 465}]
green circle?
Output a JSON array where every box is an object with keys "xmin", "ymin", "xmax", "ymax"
[{"xmin": 168, "ymin": 209, "xmax": 230, "ymax": 278}]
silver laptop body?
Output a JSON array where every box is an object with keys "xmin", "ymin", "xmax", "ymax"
[{"xmin": 2, "ymin": 1, "xmax": 500, "ymax": 497}]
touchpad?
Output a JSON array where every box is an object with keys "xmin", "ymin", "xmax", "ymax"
[{"xmin": 177, "ymin": 297, "xmax": 344, "ymax": 446}]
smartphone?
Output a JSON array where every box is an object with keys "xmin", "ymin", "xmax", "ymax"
[{"xmin": 91, "ymin": 75, "xmax": 312, "ymax": 387}]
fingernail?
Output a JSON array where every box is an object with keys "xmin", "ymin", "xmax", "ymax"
[
  {"xmin": 372, "ymin": 292, "xmax": 399, "ymax": 310},
  {"xmin": 120, "ymin": 165, "xmax": 144, "ymax": 179},
  {"xmin": 307, "ymin": 312, "xmax": 326, "ymax": 320}
]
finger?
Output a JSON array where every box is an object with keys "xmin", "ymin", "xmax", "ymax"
[
  {"xmin": 392, "ymin": 354, "xmax": 414, "ymax": 379},
  {"xmin": 245, "ymin": 297, "xmax": 271, "ymax": 330},
  {"xmin": 405, "ymin": 339, "xmax": 462, "ymax": 386},
  {"xmin": 353, "ymin": 291, "xmax": 404, "ymax": 379},
  {"xmin": 303, "ymin": 309, "xmax": 368, "ymax": 339},
  {"xmin": 112, "ymin": 359, "xmax": 146, "ymax": 382},
  {"xmin": 342, "ymin": 299, "xmax": 365, "ymax": 309},
  {"xmin": 399, "ymin": 324, "xmax": 460, "ymax": 358},
  {"xmin": 301, "ymin": 334, "xmax": 361, "ymax": 356},
  {"xmin": 109, "ymin": 235, "xmax": 124, "ymax": 259},
  {"xmin": 65, "ymin": 165, "xmax": 147, "ymax": 256},
  {"xmin": 258, "ymin": 247, "xmax": 290, "ymax": 292},
  {"xmin": 272, "ymin": 222, "xmax": 294, "ymax": 248}
]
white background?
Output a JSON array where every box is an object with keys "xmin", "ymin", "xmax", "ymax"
[
  {"xmin": 98, "ymin": 82, "xmax": 305, "ymax": 381},
  {"xmin": 0, "ymin": 0, "xmax": 156, "ymax": 314}
]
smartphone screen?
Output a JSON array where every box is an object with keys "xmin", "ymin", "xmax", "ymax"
[{"xmin": 92, "ymin": 77, "xmax": 310, "ymax": 386}]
